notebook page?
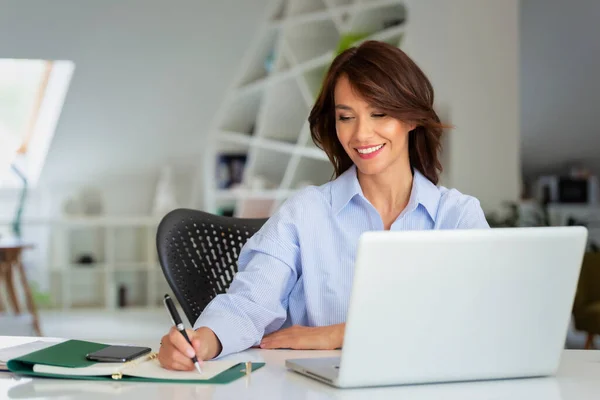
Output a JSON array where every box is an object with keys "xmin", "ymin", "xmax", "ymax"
[
  {"xmin": 33, "ymin": 362, "xmax": 125, "ymax": 376},
  {"xmin": 124, "ymin": 358, "xmax": 238, "ymax": 380}
]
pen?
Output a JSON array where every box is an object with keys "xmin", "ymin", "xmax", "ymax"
[{"xmin": 163, "ymin": 294, "xmax": 202, "ymax": 374}]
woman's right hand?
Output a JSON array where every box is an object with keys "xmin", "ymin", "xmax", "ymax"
[{"xmin": 158, "ymin": 326, "xmax": 222, "ymax": 370}]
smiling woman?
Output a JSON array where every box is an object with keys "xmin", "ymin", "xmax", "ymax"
[
  {"xmin": 158, "ymin": 40, "xmax": 490, "ymax": 370},
  {"xmin": 310, "ymin": 40, "xmax": 445, "ymax": 185}
]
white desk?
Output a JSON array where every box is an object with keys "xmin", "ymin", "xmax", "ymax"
[{"xmin": 1, "ymin": 336, "xmax": 600, "ymax": 399}]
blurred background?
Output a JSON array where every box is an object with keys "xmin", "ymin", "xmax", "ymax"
[{"xmin": 0, "ymin": 0, "xmax": 599, "ymax": 349}]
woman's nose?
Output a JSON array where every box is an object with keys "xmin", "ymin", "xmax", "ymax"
[{"xmin": 353, "ymin": 117, "xmax": 374, "ymax": 142}]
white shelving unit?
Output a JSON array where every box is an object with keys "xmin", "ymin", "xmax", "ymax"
[
  {"xmin": 204, "ymin": 0, "xmax": 407, "ymax": 218},
  {"xmin": 3, "ymin": 217, "xmax": 171, "ymax": 310},
  {"xmin": 48, "ymin": 217, "xmax": 173, "ymax": 310}
]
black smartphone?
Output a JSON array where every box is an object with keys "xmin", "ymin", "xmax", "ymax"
[{"xmin": 85, "ymin": 345, "xmax": 152, "ymax": 363}]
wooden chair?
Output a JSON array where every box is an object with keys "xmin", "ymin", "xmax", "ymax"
[{"xmin": 0, "ymin": 239, "xmax": 42, "ymax": 336}]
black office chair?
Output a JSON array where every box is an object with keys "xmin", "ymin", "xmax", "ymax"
[{"xmin": 156, "ymin": 208, "xmax": 267, "ymax": 325}]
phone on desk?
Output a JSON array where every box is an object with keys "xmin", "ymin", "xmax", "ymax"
[{"xmin": 85, "ymin": 345, "xmax": 151, "ymax": 363}]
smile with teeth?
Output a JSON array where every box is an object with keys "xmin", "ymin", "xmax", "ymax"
[{"xmin": 356, "ymin": 144, "xmax": 384, "ymax": 154}]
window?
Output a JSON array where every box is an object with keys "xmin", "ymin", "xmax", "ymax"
[{"xmin": 0, "ymin": 59, "xmax": 75, "ymax": 188}]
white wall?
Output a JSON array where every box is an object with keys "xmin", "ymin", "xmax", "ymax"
[
  {"xmin": 0, "ymin": 0, "xmax": 270, "ymax": 295},
  {"xmin": 0, "ymin": 0, "xmax": 269, "ymax": 217},
  {"xmin": 402, "ymin": 0, "xmax": 521, "ymax": 212},
  {"xmin": 521, "ymin": 0, "xmax": 600, "ymax": 181},
  {"xmin": 0, "ymin": 0, "xmax": 522, "ymax": 218}
]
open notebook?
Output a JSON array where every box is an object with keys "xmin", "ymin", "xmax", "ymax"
[
  {"xmin": 33, "ymin": 354, "xmax": 238, "ymax": 380},
  {"xmin": 7, "ymin": 340, "xmax": 263, "ymax": 384},
  {"xmin": 0, "ymin": 340, "xmax": 61, "ymax": 371}
]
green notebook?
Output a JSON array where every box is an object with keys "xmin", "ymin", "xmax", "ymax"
[{"xmin": 7, "ymin": 340, "xmax": 264, "ymax": 384}]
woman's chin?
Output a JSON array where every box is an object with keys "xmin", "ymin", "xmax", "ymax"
[{"xmin": 354, "ymin": 160, "xmax": 387, "ymax": 176}]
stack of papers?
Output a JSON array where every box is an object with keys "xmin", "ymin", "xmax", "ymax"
[{"xmin": 0, "ymin": 340, "xmax": 61, "ymax": 371}]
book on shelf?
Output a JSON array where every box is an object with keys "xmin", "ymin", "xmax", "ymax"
[{"xmin": 216, "ymin": 153, "xmax": 247, "ymax": 190}]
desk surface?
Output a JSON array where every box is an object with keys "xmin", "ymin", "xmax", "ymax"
[{"xmin": 1, "ymin": 336, "xmax": 599, "ymax": 399}]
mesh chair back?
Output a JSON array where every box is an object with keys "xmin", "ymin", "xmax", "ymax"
[{"xmin": 156, "ymin": 208, "xmax": 267, "ymax": 325}]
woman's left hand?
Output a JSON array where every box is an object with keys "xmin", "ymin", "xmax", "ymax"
[{"xmin": 260, "ymin": 324, "xmax": 345, "ymax": 350}]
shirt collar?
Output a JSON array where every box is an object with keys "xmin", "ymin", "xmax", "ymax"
[
  {"xmin": 330, "ymin": 165, "xmax": 441, "ymax": 222},
  {"xmin": 331, "ymin": 165, "xmax": 364, "ymax": 215},
  {"xmin": 409, "ymin": 168, "xmax": 441, "ymax": 222}
]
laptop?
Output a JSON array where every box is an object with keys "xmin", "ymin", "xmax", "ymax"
[{"xmin": 286, "ymin": 227, "xmax": 588, "ymax": 388}]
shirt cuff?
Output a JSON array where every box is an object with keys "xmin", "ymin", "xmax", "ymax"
[{"xmin": 193, "ymin": 308, "xmax": 259, "ymax": 359}]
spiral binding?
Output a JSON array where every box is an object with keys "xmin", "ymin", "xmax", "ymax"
[{"xmin": 111, "ymin": 352, "xmax": 158, "ymax": 380}]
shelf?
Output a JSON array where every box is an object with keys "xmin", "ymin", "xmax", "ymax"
[
  {"xmin": 269, "ymin": 0, "xmax": 404, "ymax": 29},
  {"xmin": 113, "ymin": 226, "xmax": 148, "ymax": 266},
  {"xmin": 11, "ymin": 216, "xmax": 161, "ymax": 227},
  {"xmin": 285, "ymin": 19, "xmax": 340, "ymax": 65},
  {"xmin": 275, "ymin": 41, "xmax": 293, "ymax": 73},
  {"xmin": 298, "ymin": 146, "xmax": 329, "ymax": 161},
  {"xmin": 286, "ymin": 0, "xmax": 328, "ymax": 17},
  {"xmin": 235, "ymin": 50, "xmax": 334, "ymax": 98},
  {"xmin": 66, "ymin": 217, "xmax": 159, "ymax": 226},
  {"xmin": 289, "ymin": 157, "xmax": 334, "ymax": 189},
  {"xmin": 220, "ymin": 130, "xmax": 298, "ymax": 154},
  {"xmin": 257, "ymin": 136, "xmax": 297, "ymax": 155},
  {"xmin": 206, "ymin": 0, "xmax": 406, "ymax": 217},
  {"xmin": 249, "ymin": 147, "xmax": 293, "ymax": 189},
  {"xmin": 238, "ymin": 26, "xmax": 280, "ymax": 87},
  {"xmin": 269, "ymin": 0, "xmax": 287, "ymax": 21},
  {"xmin": 353, "ymin": 0, "xmax": 403, "ymax": 12},
  {"xmin": 216, "ymin": 137, "xmax": 251, "ymax": 155},
  {"xmin": 114, "ymin": 262, "xmax": 151, "ymax": 271},
  {"xmin": 259, "ymin": 78, "xmax": 309, "ymax": 143},
  {"xmin": 217, "ymin": 189, "xmax": 294, "ymax": 200},
  {"xmin": 348, "ymin": 2, "xmax": 405, "ymax": 33},
  {"xmin": 49, "ymin": 263, "xmax": 152, "ymax": 273},
  {"xmin": 327, "ymin": 0, "xmax": 355, "ymax": 7},
  {"xmin": 219, "ymin": 87, "xmax": 263, "ymax": 135},
  {"xmin": 67, "ymin": 272, "xmax": 107, "ymax": 307},
  {"xmin": 43, "ymin": 220, "xmax": 166, "ymax": 310},
  {"xmin": 219, "ymin": 130, "xmax": 254, "ymax": 147},
  {"xmin": 217, "ymin": 130, "xmax": 330, "ymax": 163},
  {"xmin": 51, "ymin": 265, "xmax": 107, "ymax": 273},
  {"xmin": 113, "ymin": 269, "xmax": 149, "ymax": 307},
  {"xmin": 271, "ymin": 9, "xmax": 332, "ymax": 29},
  {"xmin": 326, "ymin": 0, "xmax": 355, "ymax": 29},
  {"xmin": 303, "ymin": 64, "xmax": 328, "ymax": 98}
]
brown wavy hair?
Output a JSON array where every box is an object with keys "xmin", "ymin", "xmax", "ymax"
[{"xmin": 308, "ymin": 40, "xmax": 447, "ymax": 184}]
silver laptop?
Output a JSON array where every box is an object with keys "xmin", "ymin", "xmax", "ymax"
[{"xmin": 286, "ymin": 227, "xmax": 588, "ymax": 388}]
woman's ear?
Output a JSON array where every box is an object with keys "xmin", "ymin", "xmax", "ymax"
[{"xmin": 407, "ymin": 121, "xmax": 417, "ymax": 132}]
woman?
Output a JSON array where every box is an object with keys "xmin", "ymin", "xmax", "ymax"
[{"xmin": 158, "ymin": 40, "xmax": 489, "ymax": 370}]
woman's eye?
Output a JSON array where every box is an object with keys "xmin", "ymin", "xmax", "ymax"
[
  {"xmin": 338, "ymin": 115, "xmax": 352, "ymax": 121},
  {"xmin": 372, "ymin": 113, "xmax": 386, "ymax": 118}
]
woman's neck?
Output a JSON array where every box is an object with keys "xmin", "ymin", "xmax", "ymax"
[{"xmin": 357, "ymin": 161, "xmax": 413, "ymax": 227}]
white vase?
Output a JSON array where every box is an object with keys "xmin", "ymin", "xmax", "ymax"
[{"xmin": 153, "ymin": 166, "xmax": 179, "ymax": 216}]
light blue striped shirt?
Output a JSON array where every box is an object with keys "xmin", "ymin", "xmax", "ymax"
[{"xmin": 194, "ymin": 165, "xmax": 489, "ymax": 356}]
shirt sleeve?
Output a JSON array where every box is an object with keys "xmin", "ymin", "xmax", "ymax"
[
  {"xmin": 456, "ymin": 198, "xmax": 490, "ymax": 229},
  {"xmin": 193, "ymin": 215, "xmax": 300, "ymax": 358}
]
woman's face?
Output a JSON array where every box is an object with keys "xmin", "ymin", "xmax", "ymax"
[{"xmin": 334, "ymin": 75, "xmax": 414, "ymax": 177}]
